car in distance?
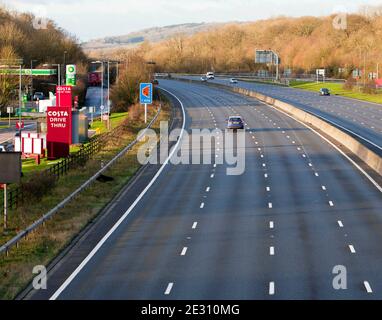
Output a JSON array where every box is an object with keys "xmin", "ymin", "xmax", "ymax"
[
  {"xmin": 201, "ymin": 76, "xmax": 208, "ymax": 82},
  {"xmin": 152, "ymin": 79, "xmax": 159, "ymax": 85},
  {"xmin": 319, "ymin": 88, "xmax": 330, "ymax": 96},
  {"xmin": 227, "ymin": 116, "xmax": 244, "ymax": 130},
  {"xmin": 33, "ymin": 92, "xmax": 44, "ymax": 101},
  {"xmin": 230, "ymin": 78, "xmax": 238, "ymax": 84},
  {"xmin": 206, "ymin": 72, "xmax": 215, "ymax": 80}
]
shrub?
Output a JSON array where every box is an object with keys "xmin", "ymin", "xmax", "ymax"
[{"xmin": 21, "ymin": 172, "xmax": 56, "ymax": 201}]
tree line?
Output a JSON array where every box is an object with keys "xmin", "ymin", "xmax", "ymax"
[{"xmin": 0, "ymin": 6, "xmax": 87, "ymax": 112}]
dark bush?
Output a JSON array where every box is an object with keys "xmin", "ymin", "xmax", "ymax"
[{"xmin": 21, "ymin": 172, "xmax": 56, "ymax": 201}]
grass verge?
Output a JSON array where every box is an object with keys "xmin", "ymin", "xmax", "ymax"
[
  {"xmin": 289, "ymin": 81, "xmax": 382, "ymax": 104},
  {"xmin": 0, "ymin": 102, "xmax": 170, "ymax": 299}
]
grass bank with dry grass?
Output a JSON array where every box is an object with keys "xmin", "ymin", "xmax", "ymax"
[{"xmin": 0, "ymin": 100, "xmax": 170, "ymax": 299}]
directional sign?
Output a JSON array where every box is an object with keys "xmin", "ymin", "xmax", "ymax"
[{"xmin": 140, "ymin": 83, "xmax": 153, "ymax": 105}]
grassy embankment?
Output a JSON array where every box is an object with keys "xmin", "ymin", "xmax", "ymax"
[
  {"xmin": 0, "ymin": 101, "xmax": 169, "ymax": 299},
  {"xmin": 289, "ymin": 81, "xmax": 382, "ymax": 104}
]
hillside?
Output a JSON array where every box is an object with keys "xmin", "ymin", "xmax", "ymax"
[
  {"xmin": 108, "ymin": 11, "xmax": 382, "ymax": 77},
  {"xmin": 82, "ymin": 22, "xmax": 237, "ymax": 51}
]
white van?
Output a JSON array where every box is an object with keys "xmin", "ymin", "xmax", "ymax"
[{"xmin": 206, "ymin": 72, "xmax": 215, "ymax": 80}]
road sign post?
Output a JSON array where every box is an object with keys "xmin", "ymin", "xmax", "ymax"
[
  {"xmin": 7, "ymin": 107, "xmax": 13, "ymax": 127},
  {"xmin": 3, "ymin": 183, "xmax": 6, "ymax": 229},
  {"xmin": 0, "ymin": 152, "xmax": 22, "ymax": 229},
  {"xmin": 140, "ymin": 83, "xmax": 153, "ymax": 124}
]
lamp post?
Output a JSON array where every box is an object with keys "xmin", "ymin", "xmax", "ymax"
[
  {"xmin": 30, "ymin": 59, "xmax": 38, "ymax": 97},
  {"xmin": 63, "ymin": 50, "xmax": 67, "ymax": 85},
  {"xmin": 91, "ymin": 60, "xmax": 105, "ymax": 114}
]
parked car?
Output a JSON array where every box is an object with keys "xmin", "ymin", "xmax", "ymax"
[
  {"xmin": 230, "ymin": 78, "xmax": 238, "ymax": 84},
  {"xmin": 227, "ymin": 116, "xmax": 244, "ymax": 130},
  {"xmin": 0, "ymin": 143, "xmax": 13, "ymax": 152},
  {"xmin": 206, "ymin": 72, "xmax": 215, "ymax": 80},
  {"xmin": 33, "ymin": 92, "xmax": 44, "ymax": 101},
  {"xmin": 319, "ymin": 88, "xmax": 330, "ymax": 96}
]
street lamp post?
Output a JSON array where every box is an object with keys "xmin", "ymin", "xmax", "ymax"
[
  {"xmin": 30, "ymin": 59, "xmax": 37, "ymax": 97},
  {"xmin": 91, "ymin": 60, "xmax": 105, "ymax": 115},
  {"xmin": 63, "ymin": 51, "xmax": 67, "ymax": 85}
]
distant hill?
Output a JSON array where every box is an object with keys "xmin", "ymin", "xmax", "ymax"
[{"xmin": 81, "ymin": 22, "xmax": 237, "ymax": 51}]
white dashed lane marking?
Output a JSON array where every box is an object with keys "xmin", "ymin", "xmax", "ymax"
[
  {"xmin": 164, "ymin": 282, "xmax": 174, "ymax": 295},
  {"xmin": 364, "ymin": 281, "xmax": 373, "ymax": 293},
  {"xmin": 270, "ymin": 246, "xmax": 275, "ymax": 256},
  {"xmin": 338, "ymin": 220, "xmax": 344, "ymax": 228},
  {"xmin": 269, "ymin": 282, "xmax": 275, "ymax": 295},
  {"xmin": 180, "ymin": 247, "xmax": 188, "ymax": 256},
  {"xmin": 349, "ymin": 245, "xmax": 356, "ymax": 253},
  {"xmin": 269, "ymin": 221, "xmax": 274, "ymax": 229},
  {"xmin": 192, "ymin": 222, "xmax": 198, "ymax": 229}
]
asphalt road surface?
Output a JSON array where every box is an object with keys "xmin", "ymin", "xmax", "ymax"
[
  {"xmin": 180, "ymin": 75, "xmax": 382, "ymax": 155},
  {"xmin": 26, "ymin": 79, "xmax": 382, "ymax": 299},
  {"xmin": 0, "ymin": 121, "xmax": 37, "ymax": 145}
]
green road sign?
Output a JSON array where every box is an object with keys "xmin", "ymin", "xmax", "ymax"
[{"xmin": 0, "ymin": 69, "xmax": 57, "ymax": 76}]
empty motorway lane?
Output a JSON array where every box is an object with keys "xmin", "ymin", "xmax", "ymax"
[
  {"xmin": 27, "ymin": 79, "xmax": 382, "ymax": 299},
  {"xmin": 181, "ymin": 75, "xmax": 382, "ymax": 154}
]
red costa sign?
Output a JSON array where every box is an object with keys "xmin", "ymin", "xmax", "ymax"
[
  {"xmin": 56, "ymin": 85, "xmax": 72, "ymax": 108},
  {"xmin": 47, "ymin": 106, "xmax": 72, "ymax": 159}
]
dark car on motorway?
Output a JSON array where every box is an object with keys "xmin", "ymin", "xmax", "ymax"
[
  {"xmin": 319, "ymin": 88, "xmax": 330, "ymax": 96},
  {"xmin": 227, "ymin": 116, "xmax": 244, "ymax": 130},
  {"xmin": 152, "ymin": 79, "xmax": 159, "ymax": 85}
]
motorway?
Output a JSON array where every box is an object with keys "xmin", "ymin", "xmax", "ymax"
[
  {"xmin": 180, "ymin": 75, "xmax": 382, "ymax": 154},
  {"xmin": 26, "ymin": 79, "xmax": 382, "ymax": 299}
]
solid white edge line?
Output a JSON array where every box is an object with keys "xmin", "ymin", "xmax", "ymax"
[
  {"xmin": 263, "ymin": 103, "xmax": 382, "ymax": 194},
  {"xmin": 49, "ymin": 86, "xmax": 186, "ymax": 300}
]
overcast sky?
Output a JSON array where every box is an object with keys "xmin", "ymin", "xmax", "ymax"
[{"xmin": 2, "ymin": 0, "xmax": 382, "ymax": 41}]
